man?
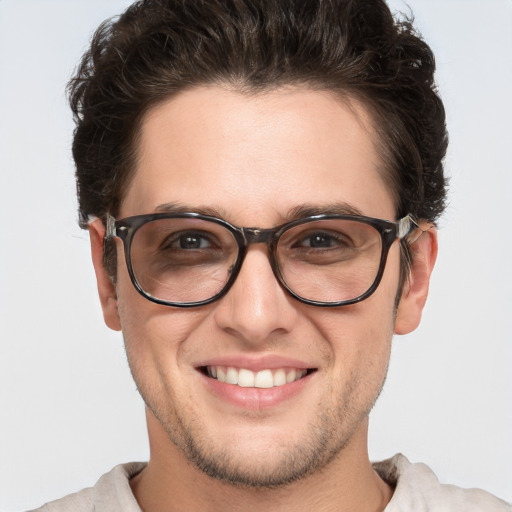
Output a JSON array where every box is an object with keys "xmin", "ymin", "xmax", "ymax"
[{"xmin": 33, "ymin": 0, "xmax": 510, "ymax": 510}]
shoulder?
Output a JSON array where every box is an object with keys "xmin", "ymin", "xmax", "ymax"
[
  {"xmin": 374, "ymin": 454, "xmax": 511, "ymax": 512},
  {"xmin": 29, "ymin": 487, "xmax": 94, "ymax": 512},
  {"xmin": 29, "ymin": 462, "xmax": 146, "ymax": 512}
]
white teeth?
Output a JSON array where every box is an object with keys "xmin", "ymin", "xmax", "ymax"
[
  {"xmin": 226, "ymin": 367, "xmax": 238, "ymax": 385},
  {"xmin": 217, "ymin": 367, "xmax": 226, "ymax": 383},
  {"xmin": 238, "ymin": 368, "xmax": 255, "ymax": 387},
  {"xmin": 273, "ymin": 369, "xmax": 286, "ymax": 387},
  {"xmin": 286, "ymin": 368, "xmax": 296, "ymax": 383},
  {"xmin": 206, "ymin": 366, "xmax": 309, "ymax": 388},
  {"xmin": 254, "ymin": 369, "xmax": 273, "ymax": 388}
]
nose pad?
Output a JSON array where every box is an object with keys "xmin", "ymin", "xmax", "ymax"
[{"xmin": 213, "ymin": 247, "xmax": 299, "ymax": 344}]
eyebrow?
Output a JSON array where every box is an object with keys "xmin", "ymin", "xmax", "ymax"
[
  {"xmin": 155, "ymin": 202, "xmax": 229, "ymax": 218},
  {"xmin": 286, "ymin": 203, "xmax": 364, "ymax": 220},
  {"xmin": 154, "ymin": 201, "xmax": 365, "ymax": 223}
]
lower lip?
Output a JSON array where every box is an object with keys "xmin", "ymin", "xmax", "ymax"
[{"xmin": 200, "ymin": 371, "xmax": 314, "ymax": 410}]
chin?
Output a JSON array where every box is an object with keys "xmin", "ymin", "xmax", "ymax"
[{"xmin": 156, "ymin": 403, "xmax": 362, "ymax": 489}]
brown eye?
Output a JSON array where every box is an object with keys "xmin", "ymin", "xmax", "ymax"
[
  {"xmin": 294, "ymin": 232, "xmax": 350, "ymax": 249},
  {"xmin": 161, "ymin": 231, "xmax": 217, "ymax": 251}
]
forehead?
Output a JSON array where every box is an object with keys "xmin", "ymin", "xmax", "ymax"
[{"xmin": 122, "ymin": 86, "xmax": 395, "ymax": 223}]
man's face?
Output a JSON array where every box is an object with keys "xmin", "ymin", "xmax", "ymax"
[{"xmin": 95, "ymin": 86, "xmax": 418, "ymax": 487}]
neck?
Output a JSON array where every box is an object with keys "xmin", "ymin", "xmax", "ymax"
[{"xmin": 130, "ymin": 410, "xmax": 393, "ymax": 512}]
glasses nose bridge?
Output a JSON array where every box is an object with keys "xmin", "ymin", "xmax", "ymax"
[
  {"xmin": 234, "ymin": 226, "xmax": 283, "ymax": 294},
  {"xmin": 240, "ymin": 226, "xmax": 277, "ymax": 247},
  {"xmin": 237, "ymin": 226, "xmax": 280, "ymax": 277}
]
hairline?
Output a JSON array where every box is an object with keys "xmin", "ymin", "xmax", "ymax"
[{"xmin": 116, "ymin": 80, "xmax": 401, "ymax": 221}]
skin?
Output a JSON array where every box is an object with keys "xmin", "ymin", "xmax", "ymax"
[{"xmin": 89, "ymin": 86, "xmax": 437, "ymax": 511}]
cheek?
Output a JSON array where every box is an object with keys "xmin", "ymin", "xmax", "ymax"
[
  {"xmin": 308, "ymin": 249, "xmax": 400, "ymax": 384},
  {"xmin": 119, "ymin": 300, "xmax": 208, "ymax": 358},
  {"xmin": 315, "ymin": 305, "xmax": 394, "ymax": 374},
  {"xmin": 115, "ymin": 275, "xmax": 211, "ymax": 386},
  {"xmin": 118, "ymin": 302, "xmax": 213, "ymax": 429},
  {"xmin": 310, "ymin": 269, "xmax": 399, "ymax": 355}
]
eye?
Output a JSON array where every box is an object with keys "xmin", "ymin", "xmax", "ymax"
[
  {"xmin": 293, "ymin": 231, "xmax": 351, "ymax": 250},
  {"xmin": 161, "ymin": 231, "xmax": 217, "ymax": 251},
  {"xmin": 177, "ymin": 232, "xmax": 212, "ymax": 249}
]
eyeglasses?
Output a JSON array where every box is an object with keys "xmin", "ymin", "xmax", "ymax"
[{"xmin": 104, "ymin": 212, "xmax": 419, "ymax": 308}]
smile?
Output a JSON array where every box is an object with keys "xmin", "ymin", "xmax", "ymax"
[{"xmin": 204, "ymin": 366, "xmax": 313, "ymax": 388}]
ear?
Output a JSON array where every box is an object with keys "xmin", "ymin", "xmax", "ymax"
[
  {"xmin": 394, "ymin": 226, "xmax": 438, "ymax": 335},
  {"xmin": 89, "ymin": 220, "xmax": 122, "ymax": 331}
]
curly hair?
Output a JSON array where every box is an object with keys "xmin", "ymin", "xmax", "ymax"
[{"xmin": 68, "ymin": 0, "xmax": 448, "ymax": 276}]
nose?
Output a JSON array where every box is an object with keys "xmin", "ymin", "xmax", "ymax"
[{"xmin": 213, "ymin": 246, "xmax": 300, "ymax": 345}]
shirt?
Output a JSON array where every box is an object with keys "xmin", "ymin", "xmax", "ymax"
[{"xmin": 32, "ymin": 454, "xmax": 511, "ymax": 511}]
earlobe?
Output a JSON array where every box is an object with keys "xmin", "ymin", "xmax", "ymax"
[
  {"xmin": 89, "ymin": 220, "xmax": 122, "ymax": 331},
  {"xmin": 394, "ymin": 226, "xmax": 438, "ymax": 335}
]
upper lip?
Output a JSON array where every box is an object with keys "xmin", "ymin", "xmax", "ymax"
[{"xmin": 194, "ymin": 354, "xmax": 316, "ymax": 372}]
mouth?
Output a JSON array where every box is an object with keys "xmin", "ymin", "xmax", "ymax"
[{"xmin": 200, "ymin": 366, "xmax": 316, "ymax": 389}]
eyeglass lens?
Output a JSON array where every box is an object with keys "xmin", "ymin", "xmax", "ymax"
[{"xmin": 128, "ymin": 217, "xmax": 384, "ymax": 305}]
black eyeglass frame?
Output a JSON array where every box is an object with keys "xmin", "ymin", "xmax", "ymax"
[{"xmin": 104, "ymin": 212, "xmax": 419, "ymax": 308}]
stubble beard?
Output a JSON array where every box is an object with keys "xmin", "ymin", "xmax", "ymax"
[
  {"xmin": 170, "ymin": 409, "xmax": 346, "ymax": 488},
  {"xmin": 143, "ymin": 368, "xmax": 388, "ymax": 490}
]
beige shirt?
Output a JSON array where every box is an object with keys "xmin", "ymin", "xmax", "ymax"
[{"xmin": 32, "ymin": 454, "xmax": 511, "ymax": 511}]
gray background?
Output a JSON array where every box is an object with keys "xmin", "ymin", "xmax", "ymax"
[{"xmin": 1, "ymin": 0, "xmax": 511, "ymax": 509}]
